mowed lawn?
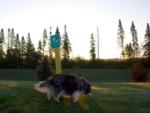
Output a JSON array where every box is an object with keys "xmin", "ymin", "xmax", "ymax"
[
  {"xmin": 0, "ymin": 80, "xmax": 150, "ymax": 113},
  {"xmin": 0, "ymin": 69, "xmax": 150, "ymax": 113}
]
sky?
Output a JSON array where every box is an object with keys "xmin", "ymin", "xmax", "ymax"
[{"xmin": 0, "ymin": 0, "xmax": 150, "ymax": 59}]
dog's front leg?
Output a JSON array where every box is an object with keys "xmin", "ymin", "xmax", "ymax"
[
  {"xmin": 47, "ymin": 88, "xmax": 52, "ymax": 100},
  {"xmin": 72, "ymin": 91, "xmax": 81, "ymax": 103},
  {"xmin": 55, "ymin": 91, "xmax": 65, "ymax": 102}
]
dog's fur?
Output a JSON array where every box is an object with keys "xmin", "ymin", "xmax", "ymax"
[{"xmin": 34, "ymin": 74, "xmax": 91, "ymax": 103}]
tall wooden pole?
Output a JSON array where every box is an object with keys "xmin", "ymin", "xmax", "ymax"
[{"xmin": 55, "ymin": 48, "xmax": 61, "ymax": 74}]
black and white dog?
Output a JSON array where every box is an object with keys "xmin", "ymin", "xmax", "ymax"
[{"xmin": 34, "ymin": 74, "xmax": 91, "ymax": 103}]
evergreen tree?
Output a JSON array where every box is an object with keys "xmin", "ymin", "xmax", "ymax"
[
  {"xmin": 55, "ymin": 26, "xmax": 60, "ymax": 35},
  {"xmin": 49, "ymin": 26, "xmax": 54, "ymax": 61},
  {"xmin": 10, "ymin": 28, "xmax": 15, "ymax": 49},
  {"xmin": 38, "ymin": 40, "xmax": 42, "ymax": 54},
  {"xmin": 55, "ymin": 26, "xmax": 61, "ymax": 41},
  {"xmin": 0, "ymin": 29, "xmax": 5, "ymax": 44},
  {"xmin": 0, "ymin": 29, "xmax": 5, "ymax": 66},
  {"xmin": 20, "ymin": 36, "xmax": 26, "ymax": 67},
  {"xmin": 14, "ymin": 33, "xmax": 20, "ymax": 49},
  {"xmin": 37, "ymin": 40, "xmax": 43, "ymax": 62},
  {"xmin": 6, "ymin": 28, "xmax": 11, "ymax": 67},
  {"xmin": 42, "ymin": 29, "xmax": 47, "ymax": 55},
  {"xmin": 62, "ymin": 25, "xmax": 72, "ymax": 61},
  {"xmin": 37, "ymin": 56, "xmax": 53, "ymax": 80},
  {"xmin": 90, "ymin": 34, "xmax": 96, "ymax": 61},
  {"xmin": 130, "ymin": 21, "xmax": 139, "ymax": 58},
  {"xmin": 24, "ymin": 33, "xmax": 36, "ymax": 68},
  {"xmin": 124, "ymin": 43, "xmax": 134, "ymax": 59},
  {"xmin": 117, "ymin": 19, "xmax": 125, "ymax": 58},
  {"xmin": 143, "ymin": 23, "xmax": 150, "ymax": 58},
  {"xmin": 13, "ymin": 33, "xmax": 21, "ymax": 66},
  {"xmin": 6, "ymin": 28, "xmax": 16, "ymax": 67},
  {"xmin": 7, "ymin": 28, "xmax": 10, "ymax": 50}
]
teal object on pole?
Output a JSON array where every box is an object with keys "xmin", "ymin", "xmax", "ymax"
[{"xmin": 50, "ymin": 34, "xmax": 60, "ymax": 48}]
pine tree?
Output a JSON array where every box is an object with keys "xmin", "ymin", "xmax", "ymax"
[
  {"xmin": 49, "ymin": 26, "xmax": 54, "ymax": 61},
  {"xmin": 37, "ymin": 56, "xmax": 53, "ymax": 80},
  {"xmin": 0, "ymin": 29, "xmax": 5, "ymax": 45},
  {"xmin": 124, "ymin": 43, "xmax": 134, "ymax": 59},
  {"xmin": 10, "ymin": 28, "xmax": 15, "ymax": 49},
  {"xmin": 62, "ymin": 25, "xmax": 72, "ymax": 61},
  {"xmin": 13, "ymin": 33, "xmax": 21, "ymax": 66},
  {"xmin": 130, "ymin": 21, "xmax": 139, "ymax": 58},
  {"xmin": 42, "ymin": 29, "xmax": 47, "ymax": 55},
  {"xmin": 6, "ymin": 28, "xmax": 11, "ymax": 67},
  {"xmin": 55, "ymin": 26, "xmax": 61, "ymax": 40},
  {"xmin": 14, "ymin": 33, "xmax": 20, "ymax": 49},
  {"xmin": 117, "ymin": 19, "xmax": 125, "ymax": 58},
  {"xmin": 0, "ymin": 29, "xmax": 5, "ymax": 65},
  {"xmin": 20, "ymin": 36, "xmax": 26, "ymax": 67},
  {"xmin": 7, "ymin": 28, "xmax": 11, "ymax": 50},
  {"xmin": 90, "ymin": 34, "xmax": 96, "ymax": 61},
  {"xmin": 24, "ymin": 33, "xmax": 36, "ymax": 68},
  {"xmin": 37, "ymin": 40, "xmax": 43, "ymax": 62},
  {"xmin": 143, "ymin": 23, "xmax": 150, "ymax": 58},
  {"xmin": 6, "ymin": 28, "xmax": 17, "ymax": 67}
]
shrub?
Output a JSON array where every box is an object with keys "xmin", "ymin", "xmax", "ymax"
[
  {"xmin": 37, "ymin": 56, "xmax": 54, "ymax": 81},
  {"xmin": 131, "ymin": 62, "xmax": 148, "ymax": 82}
]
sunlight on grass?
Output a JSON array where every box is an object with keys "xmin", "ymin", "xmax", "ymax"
[
  {"xmin": 124, "ymin": 83, "xmax": 150, "ymax": 88},
  {"xmin": 0, "ymin": 81, "xmax": 17, "ymax": 88},
  {"xmin": 0, "ymin": 81, "xmax": 150, "ymax": 113},
  {"xmin": 92, "ymin": 85, "xmax": 111, "ymax": 93}
]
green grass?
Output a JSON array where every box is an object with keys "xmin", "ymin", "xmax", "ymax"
[{"xmin": 0, "ymin": 80, "xmax": 150, "ymax": 113}]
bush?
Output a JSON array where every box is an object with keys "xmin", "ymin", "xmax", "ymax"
[
  {"xmin": 131, "ymin": 62, "xmax": 148, "ymax": 82},
  {"xmin": 37, "ymin": 56, "xmax": 54, "ymax": 81}
]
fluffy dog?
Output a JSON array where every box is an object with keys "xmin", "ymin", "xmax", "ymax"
[{"xmin": 34, "ymin": 74, "xmax": 91, "ymax": 103}]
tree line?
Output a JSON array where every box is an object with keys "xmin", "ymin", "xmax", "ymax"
[
  {"xmin": 0, "ymin": 20, "xmax": 150, "ymax": 69},
  {"xmin": 0, "ymin": 28, "xmax": 39, "ymax": 68},
  {"xmin": 90, "ymin": 20, "xmax": 150, "ymax": 61},
  {"xmin": 117, "ymin": 20, "xmax": 150, "ymax": 59},
  {"xmin": 0, "ymin": 25, "xmax": 72, "ymax": 68},
  {"xmin": 85, "ymin": 20, "xmax": 150, "ymax": 61}
]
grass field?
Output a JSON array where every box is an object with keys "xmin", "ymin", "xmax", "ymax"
[
  {"xmin": 0, "ymin": 69, "xmax": 150, "ymax": 113},
  {"xmin": 0, "ymin": 80, "xmax": 150, "ymax": 113}
]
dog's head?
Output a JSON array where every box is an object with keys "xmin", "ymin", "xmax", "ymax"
[
  {"xmin": 80, "ymin": 77, "xmax": 91, "ymax": 94},
  {"xmin": 34, "ymin": 81, "xmax": 49, "ymax": 93}
]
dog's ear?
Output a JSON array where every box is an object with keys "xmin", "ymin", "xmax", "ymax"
[{"xmin": 80, "ymin": 76, "xmax": 92, "ymax": 87}]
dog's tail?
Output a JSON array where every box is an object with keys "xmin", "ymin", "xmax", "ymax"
[{"xmin": 34, "ymin": 81, "xmax": 48, "ymax": 93}]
